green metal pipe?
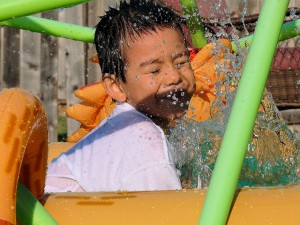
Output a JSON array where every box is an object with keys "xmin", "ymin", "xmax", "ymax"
[
  {"xmin": 198, "ymin": 0, "xmax": 290, "ymax": 225},
  {"xmin": 0, "ymin": 0, "xmax": 91, "ymax": 22},
  {"xmin": 232, "ymin": 19, "xmax": 300, "ymax": 52},
  {"xmin": 17, "ymin": 182, "xmax": 58, "ymax": 225},
  {"xmin": 278, "ymin": 18, "xmax": 300, "ymax": 43},
  {"xmin": 0, "ymin": 16, "xmax": 95, "ymax": 43},
  {"xmin": 1, "ymin": 16, "xmax": 298, "ymax": 48},
  {"xmin": 180, "ymin": 0, "xmax": 207, "ymax": 48}
]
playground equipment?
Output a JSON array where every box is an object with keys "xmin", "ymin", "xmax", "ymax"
[
  {"xmin": 0, "ymin": 0, "xmax": 299, "ymax": 225},
  {"xmin": 0, "ymin": 87, "xmax": 299, "ymax": 225}
]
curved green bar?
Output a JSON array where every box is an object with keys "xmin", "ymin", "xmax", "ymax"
[
  {"xmin": 232, "ymin": 19, "xmax": 300, "ymax": 52},
  {"xmin": 0, "ymin": 0, "xmax": 91, "ymax": 22},
  {"xmin": 0, "ymin": 16, "xmax": 95, "ymax": 43},
  {"xmin": 180, "ymin": 0, "xmax": 207, "ymax": 48},
  {"xmin": 17, "ymin": 182, "xmax": 58, "ymax": 225},
  {"xmin": 198, "ymin": 0, "xmax": 290, "ymax": 225},
  {"xmin": 1, "ymin": 16, "xmax": 298, "ymax": 47}
]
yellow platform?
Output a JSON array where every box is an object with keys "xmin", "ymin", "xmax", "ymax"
[{"xmin": 43, "ymin": 185, "xmax": 300, "ymax": 225}]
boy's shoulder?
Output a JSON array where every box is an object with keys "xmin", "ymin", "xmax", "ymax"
[
  {"xmin": 109, "ymin": 102, "xmax": 153, "ymax": 124},
  {"xmin": 85, "ymin": 102, "xmax": 164, "ymax": 143},
  {"xmin": 58, "ymin": 103, "xmax": 167, "ymax": 162}
]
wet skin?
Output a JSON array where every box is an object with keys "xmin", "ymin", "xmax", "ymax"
[{"xmin": 120, "ymin": 27, "xmax": 196, "ymax": 124}]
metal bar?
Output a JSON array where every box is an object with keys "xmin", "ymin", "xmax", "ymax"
[
  {"xmin": 17, "ymin": 182, "xmax": 58, "ymax": 225},
  {"xmin": 198, "ymin": 1, "xmax": 290, "ymax": 224},
  {"xmin": 0, "ymin": 16, "xmax": 94, "ymax": 43},
  {"xmin": 180, "ymin": 0, "xmax": 207, "ymax": 48},
  {"xmin": 0, "ymin": 0, "xmax": 92, "ymax": 22}
]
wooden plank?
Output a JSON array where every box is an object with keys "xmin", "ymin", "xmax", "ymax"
[
  {"xmin": 85, "ymin": 0, "xmax": 102, "ymax": 84},
  {"xmin": 289, "ymin": 0, "xmax": 299, "ymax": 8},
  {"xmin": 225, "ymin": 0, "xmax": 260, "ymax": 17},
  {"xmin": 228, "ymin": 0, "xmax": 299, "ymax": 17},
  {"xmin": 19, "ymin": 18, "xmax": 41, "ymax": 96},
  {"xmin": 287, "ymin": 124, "xmax": 300, "ymax": 139},
  {"xmin": 85, "ymin": 0, "xmax": 120, "ymax": 84},
  {"xmin": 225, "ymin": 0, "xmax": 239, "ymax": 17},
  {"xmin": 57, "ymin": 5, "xmax": 85, "ymax": 136},
  {"xmin": 40, "ymin": 11, "xmax": 59, "ymax": 142},
  {"xmin": 0, "ymin": 27, "xmax": 3, "ymax": 87},
  {"xmin": 0, "ymin": 27, "xmax": 20, "ymax": 88},
  {"xmin": 281, "ymin": 109, "xmax": 300, "ymax": 124},
  {"xmin": 58, "ymin": 0, "xmax": 120, "ymax": 136}
]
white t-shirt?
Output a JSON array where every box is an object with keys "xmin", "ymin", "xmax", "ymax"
[{"xmin": 45, "ymin": 102, "xmax": 182, "ymax": 193}]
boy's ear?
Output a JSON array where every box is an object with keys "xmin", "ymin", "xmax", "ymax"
[{"xmin": 102, "ymin": 75, "xmax": 127, "ymax": 103}]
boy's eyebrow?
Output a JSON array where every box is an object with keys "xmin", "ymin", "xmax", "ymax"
[
  {"xmin": 139, "ymin": 58, "xmax": 162, "ymax": 68},
  {"xmin": 139, "ymin": 50, "xmax": 190, "ymax": 68},
  {"xmin": 172, "ymin": 50, "xmax": 190, "ymax": 60}
]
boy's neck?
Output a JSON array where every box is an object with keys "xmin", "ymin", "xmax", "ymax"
[{"xmin": 149, "ymin": 116, "xmax": 171, "ymax": 136}]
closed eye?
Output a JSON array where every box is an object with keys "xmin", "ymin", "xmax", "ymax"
[
  {"xmin": 151, "ymin": 68, "xmax": 161, "ymax": 75},
  {"xmin": 175, "ymin": 59, "xmax": 190, "ymax": 69},
  {"xmin": 144, "ymin": 66, "xmax": 161, "ymax": 75},
  {"xmin": 173, "ymin": 50, "xmax": 190, "ymax": 68}
]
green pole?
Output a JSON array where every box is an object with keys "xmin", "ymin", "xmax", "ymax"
[
  {"xmin": 198, "ymin": 0, "xmax": 290, "ymax": 225},
  {"xmin": 0, "ymin": 0, "xmax": 92, "ymax": 22},
  {"xmin": 16, "ymin": 182, "xmax": 58, "ymax": 225},
  {"xmin": 0, "ymin": 16, "xmax": 298, "ymax": 47},
  {"xmin": 232, "ymin": 19, "xmax": 300, "ymax": 52},
  {"xmin": 0, "ymin": 16, "xmax": 95, "ymax": 43},
  {"xmin": 180, "ymin": 0, "xmax": 207, "ymax": 48}
]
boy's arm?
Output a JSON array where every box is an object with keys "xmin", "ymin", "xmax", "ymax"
[
  {"xmin": 120, "ymin": 163, "xmax": 182, "ymax": 191},
  {"xmin": 45, "ymin": 157, "xmax": 85, "ymax": 193}
]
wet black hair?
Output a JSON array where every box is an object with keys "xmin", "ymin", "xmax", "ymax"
[{"xmin": 94, "ymin": 0, "xmax": 185, "ymax": 82}]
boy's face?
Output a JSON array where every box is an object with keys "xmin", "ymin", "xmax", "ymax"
[{"xmin": 120, "ymin": 27, "xmax": 195, "ymax": 120}]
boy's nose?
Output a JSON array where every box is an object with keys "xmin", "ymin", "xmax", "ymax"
[{"xmin": 164, "ymin": 65, "xmax": 182, "ymax": 86}]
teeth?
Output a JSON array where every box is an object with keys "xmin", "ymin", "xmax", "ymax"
[
  {"xmin": 172, "ymin": 95, "xmax": 177, "ymax": 100},
  {"xmin": 160, "ymin": 88, "xmax": 186, "ymax": 100}
]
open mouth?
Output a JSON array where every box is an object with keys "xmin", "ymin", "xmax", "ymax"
[
  {"xmin": 157, "ymin": 88, "xmax": 190, "ymax": 106},
  {"xmin": 158, "ymin": 88, "xmax": 185, "ymax": 98}
]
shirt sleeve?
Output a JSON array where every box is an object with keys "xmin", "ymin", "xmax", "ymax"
[
  {"xmin": 119, "ymin": 163, "xmax": 182, "ymax": 191},
  {"xmin": 45, "ymin": 156, "xmax": 85, "ymax": 193}
]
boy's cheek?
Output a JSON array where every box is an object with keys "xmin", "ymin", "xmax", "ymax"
[
  {"xmin": 189, "ymin": 72, "xmax": 197, "ymax": 93},
  {"xmin": 192, "ymin": 82, "xmax": 196, "ymax": 94}
]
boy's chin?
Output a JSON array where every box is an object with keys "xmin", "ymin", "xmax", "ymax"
[
  {"xmin": 147, "ymin": 110, "xmax": 186, "ymax": 123},
  {"xmin": 164, "ymin": 110, "xmax": 187, "ymax": 121}
]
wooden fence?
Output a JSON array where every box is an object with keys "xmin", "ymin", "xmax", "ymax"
[
  {"xmin": 0, "ymin": 0, "xmax": 299, "ymax": 141},
  {"xmin": 0, "ymin": 0, "xmax": 119, "ymax": 141}
]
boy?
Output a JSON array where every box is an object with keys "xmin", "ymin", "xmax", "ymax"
[{"xmin": 45, "ymin": 0, "xmax": 195, "ymax": 192}]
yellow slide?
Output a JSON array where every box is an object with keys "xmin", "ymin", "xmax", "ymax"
[
  {"xmin": 0, "ymin": 88, "xmax": 48, "ymax": 225},
  {"xmin": 0, "ymin": 88, "xmax": 299, "ymax": 225}
]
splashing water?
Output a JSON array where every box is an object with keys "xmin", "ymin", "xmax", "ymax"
[{"xmin": 169, "ymin": 41, "xmax": 300, "ymax": 189}]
